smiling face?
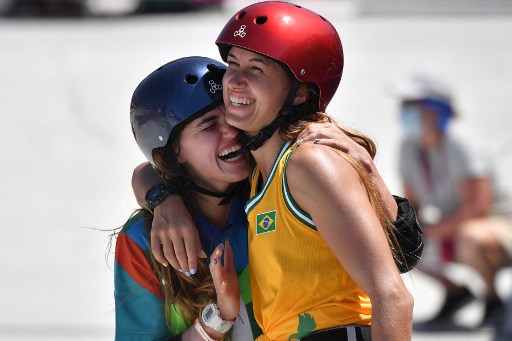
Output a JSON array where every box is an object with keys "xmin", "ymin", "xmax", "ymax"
[
  {"xmin": 222, "ymin": 47, "xmax": 292, "ymax": 136},
  {"xmin": 176, "ymin": 105, "xmax": 250, "ymax": 193}
]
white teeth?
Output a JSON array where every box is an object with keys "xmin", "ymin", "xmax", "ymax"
[
  {"xmin": 230, "ymin": 95, "xmax": 254, "ymax": 105},
  {"xmin": 218, "ymin": 144, "xmax": 241, "ymax": 157},
  {"xmin": 223, "ymin": 153, "xmax": 242, "ymax": 162}
]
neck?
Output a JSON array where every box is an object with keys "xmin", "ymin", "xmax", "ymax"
[
  {"xmin": 190, "ymin": 191, "xmax": 232, "ymax": 228},
  {"xmin": 250, "ymin": 131, "xmax": 286, "ymax": 183}
]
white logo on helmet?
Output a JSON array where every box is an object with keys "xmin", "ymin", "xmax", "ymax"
[
  {"xmin": 234, "ymin": 25, "xmax": 246, "ymax": 38},
  {"xmin": 209, "ymin": 80, "xmax": 222, "ymax": 93}
]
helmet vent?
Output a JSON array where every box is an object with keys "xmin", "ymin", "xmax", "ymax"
[
  {"xmin": 255, "ymin": 15, "xmax": 267, "ymax": 25},
  {"xmin": 207, "ymin": 63, "xmax": 219, "ymax": 73},
  {"xmin": 236, "ymin": 11, "xmax": 246, "ymax": 20},
  {"xmin": 185, "ymin": 74, "xmax": 198, "ymax": 84}
]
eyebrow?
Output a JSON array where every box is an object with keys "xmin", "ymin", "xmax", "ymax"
[
  {"xmin": 196, "ymin": 115, "xmax": 217, "ymax": 127},
  {"xmin": 227, "ymin": 51, "xmax": 270, "ymax": 66}
]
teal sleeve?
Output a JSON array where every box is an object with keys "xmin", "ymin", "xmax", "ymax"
[{"xmin": 114, "ymin": 214, "xmax": 172, "ymax": 341}]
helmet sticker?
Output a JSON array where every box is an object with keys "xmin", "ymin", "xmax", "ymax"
[
  {"xmin": 209, "ymin": 80, "xmax": 222, "ymax": 93},
  {"xmin": 234, "ymin": 25, "xmax": 246, "ymax": 38}
]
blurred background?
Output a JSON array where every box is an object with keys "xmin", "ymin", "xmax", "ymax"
[{"xmin": 1, "ymin": 0, "xmax": 511, "ymax": 340}]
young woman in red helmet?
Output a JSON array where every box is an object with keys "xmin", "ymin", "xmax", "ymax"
[{"xmin": 214, "ymin": 2, "xmax": 413, "ymax": 340}]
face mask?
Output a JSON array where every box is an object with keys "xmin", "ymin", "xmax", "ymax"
[
  {"xmin": 420, "ymin": 98, "xmax": 453, "ymax": 132},
  {"xmin": 400, "ymin": 104, "xmax": 422, "ymax": 137}
]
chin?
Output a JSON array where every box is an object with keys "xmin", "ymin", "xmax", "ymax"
[{"xmin": 225, "ymin": 112, "xmax": 249, "ymax": 130}]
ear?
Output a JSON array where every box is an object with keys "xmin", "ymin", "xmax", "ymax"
[
  {"xmin": 293, "ymin": 85, "xmax": 309, "ymax": 106},
  {"xmin": 175, "ymin": 145, "xmax": 186, "ymax": 164}
]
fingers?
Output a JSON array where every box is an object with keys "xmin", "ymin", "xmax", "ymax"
[
  {"xmin": 183, "ymin": 233, "xmax": 199, "ymax": 275},
  {"xmin": 150, "ymin": 233, "xmax": 168, "ymax": 267},
  {"xmin": 311, "ymin": 138, "xmax": 344, "ymax": 149},
  {"xmin": 210, "ymin": 242, "xmax": 225, "ymax": 291},
  {"xmin": 298, "ymin": 125, "xmax": 346, "ymax": 148},
  {"xmin": 223, "ymin": 240, "xmax": 235, "ymax": 273},
  {"xmin": 209, "ymin": 242, "xmax": 236, "ymax": 290},
  {"xmin": 209, "ymin": 242, "xmax": 240, "ymax": 321},
  {"xmin": 149, "ymin": 194, "xmax": 204, "ymax": 275},
  {"xmin": 162, "ymin": 239, "xmax": 184, "ymax": 272},
  {"xmin": 297, "ymin": 122, "xmax": 331, "ymax": 142}
]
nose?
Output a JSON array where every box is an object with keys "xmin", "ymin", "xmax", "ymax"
[
  {"xmin": 224, "ymin": 68, "xmax": 246, "ymax": 90},
  {"xmin": 219, "ymin": 114, "xmax": 238, "ymax": 138}
]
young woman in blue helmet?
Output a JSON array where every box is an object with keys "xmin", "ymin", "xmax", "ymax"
[{"xmin": 116, "ymin": 56, "xmax": 256, "ymax": 341}]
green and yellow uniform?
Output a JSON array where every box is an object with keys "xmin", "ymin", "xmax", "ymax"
[{"xmin": 246, "ymin": 141, "xmax": 372, "ymax": 341}]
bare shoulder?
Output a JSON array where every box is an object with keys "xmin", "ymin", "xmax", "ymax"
[{"xmin": 286, "ymin": 143, "xmax": 360, "ymax": 189}]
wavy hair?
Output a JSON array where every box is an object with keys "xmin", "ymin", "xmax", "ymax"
[
  {"xmin": 282, "ymin": 107, "xmax": 405, "ymax": 271},
  {"xmin": 147, "ymin": 139, "xmax": 218, "ymax": 333}
]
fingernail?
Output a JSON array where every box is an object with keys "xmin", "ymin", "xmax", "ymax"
[
  {"xmin": 216, "ymin": 242, "xmax": 223, "ymax": 249},
  {"xmin": 178, "ymin": 268, "xmax": 184, "ymax": 273},
  {"xmin": 213, "ymin": 259, "xmax": 218, "ymax": 265},
  {"xmin": 314, "ymin": 138, "xmax": 320, "ymax": 144},
  {"xmin": 224, "ymin": 236, "xmax": 230, "ymax": 243},
  {"xmin": 190, "ymin": 268, "xmax": 197, "ymax": 275},
  {"xmin": 185, "ymin": 271, "xmax": 191, "ymax": 277},
  {"xmin": 199, "ymin": 250, "xmax": 207, "ymax": 258},
  {"xmin": 161, "ymin": 262, "xmax": 168, "ymax": 268},
  {"xmin": 215, "ymin": 249, "xmax": 222, "ymax": 257}
]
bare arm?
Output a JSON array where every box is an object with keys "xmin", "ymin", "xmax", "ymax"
[
  {"xmin": 297, "ymin": 122, "xmax": 398, "ymax": 220},
  {"xmin": 132, "ymin": 163, "xmax": 204, "ymax": 272},
  {"xmin": 287, "ymin": 144, "xmax": 413, "ymax": 341},
  {"xmin": 132, "ymin": 162, "xmax": 163, "ymax": 209}
]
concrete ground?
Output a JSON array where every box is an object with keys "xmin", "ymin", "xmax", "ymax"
[{"xmin": 1, "ymin": 1, "xmax": 511, "ymax": 340}]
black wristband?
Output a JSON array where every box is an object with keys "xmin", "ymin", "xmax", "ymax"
[{"xmin": 144, "ymin": 183, "xmax": 172, "ymax": 213}]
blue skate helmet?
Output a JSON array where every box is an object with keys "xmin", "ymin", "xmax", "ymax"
[
  {"xmin": 130, "ymin": 56, "xmax": 226, "ymax": 166},
  {"xmin": 130, "ymin": 57, "xmax": 237, "ymax": 204}
]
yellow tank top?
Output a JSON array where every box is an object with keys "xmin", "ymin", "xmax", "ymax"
[{"xmin": 246, "ymin": 141, "xmax": 372, "ymax": 341}]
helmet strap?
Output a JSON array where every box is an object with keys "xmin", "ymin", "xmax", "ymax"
[
  {"xmin": 240, "ymin": 80, "xmax": 302, "ymax": 151},
  {"xmin": 188, "ymin": 182, "xmax": 238, "ymax": 206},
  {"xmin": 166, "ymin": 172, "xmax": 237, "ymax": 206}
]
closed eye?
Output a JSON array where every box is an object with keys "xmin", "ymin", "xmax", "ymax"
[
  {"xmin": 227, "ymin": 60, "xmax": 239, "ymax": 68},
  {"xmin": 197, "ymin": 115, "xmax": 218, "ymax": 130},
  {"xmin": 251, "ymin": 66, "xmax": 263, "ymax": 73}
]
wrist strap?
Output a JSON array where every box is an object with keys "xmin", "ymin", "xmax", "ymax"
[{"xmin": 194, "ymin": 319, "xmax": 220, "ymax": 341}]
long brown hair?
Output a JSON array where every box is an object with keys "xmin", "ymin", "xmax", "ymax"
[
  {"xmin": 147, "ymin": 139, "xmax": 217, "ymax": 332},
  {"xmin": 282, "ymin": 110, "xmax": 405, "ymax": 270}
]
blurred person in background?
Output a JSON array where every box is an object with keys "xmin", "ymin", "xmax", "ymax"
[{"xmin": 395, "ymin": 74, "xmax": 512, "ymax": 327}]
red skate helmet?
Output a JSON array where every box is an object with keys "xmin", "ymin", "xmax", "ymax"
[{"xmin": 216, "ymin": 1, "xmax": 343, "ymax": 112}]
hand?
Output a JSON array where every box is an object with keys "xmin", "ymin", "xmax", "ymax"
[
  {"xmin": 209, "ymin": 241, "xmax": 240, "ymax": 321},
  {"xmin": 150, "ymin": 195, "xmax": 207, "ymax": 275},
  {"xmin": 297, "ymin": 120, "xmax": 374, "ymax": 173}
]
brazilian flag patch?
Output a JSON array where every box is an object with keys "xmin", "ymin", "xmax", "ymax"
[{"xmin": 256, "ymin": 210, "xmax": 277, "ymax": 235}]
